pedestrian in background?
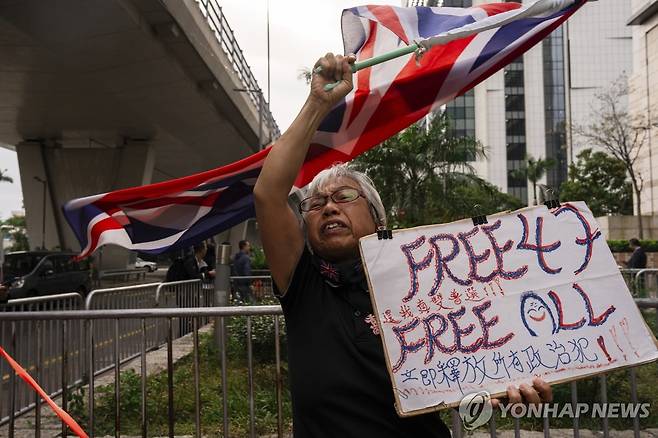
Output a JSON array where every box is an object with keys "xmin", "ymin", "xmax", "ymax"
[
  {"xmin": 184, "ymin": 241, "xmax": 215, "ymax": 281},
  {"xmin": 626, "ymin": 238, "xmax": 647, "ymax": 269},
  {"xmin": 204, "ymin": 237, "xmax": 217, "ymax": 272},
  {"xmin": 233, "ymin": 240, "xmax": 252, "ymax": 302}
]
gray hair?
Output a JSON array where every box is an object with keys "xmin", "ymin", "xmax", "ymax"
[{"xmin": 304, "ymin": 163, "xmax": 387, "ymax": 227}]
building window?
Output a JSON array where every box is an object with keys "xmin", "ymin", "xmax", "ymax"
[
  {"xmin": 446, "ymin": 89, "xmax": 475, "ymax": 160},
  {"xmin": 505, "ymin": 57, "xmax": 528, "ymax": 204},
  {"xmin": 506, "ymin": 95, "xmax": 525, "ymax": 112},
  {"xmin": 506, "ymin": 119, "xmax": 526, "ymax": 136},
  {"xmin": 504, "ymin": 70, "xmax": 524, "ymax": 87},
  {"xmin": 507, "ymin": 143, "xmax": 526, "ymax": 160},
  {"xmin": 441, "ymin": 1, "xmax": 476, "ymax": 160},
  {"xmin": 543, "ymin": 26, "xmax": 568, "ymax": 188}
]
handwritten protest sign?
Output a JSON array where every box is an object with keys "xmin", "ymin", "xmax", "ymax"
[{"xmin": 359, "ymin": 202, "xmax": 658, "ymax": 416}]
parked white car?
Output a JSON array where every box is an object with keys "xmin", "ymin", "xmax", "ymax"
[{"xmin": 135, "ymin": 257, "xmax": 157, "ymax": 272}]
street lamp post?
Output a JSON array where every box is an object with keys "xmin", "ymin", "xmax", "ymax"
[
  {"xmin": 0, "ymin": 225, "xmax": 13, "ymax": 284},
  {"xmin": 234, "ymin": 88, "xmax": 264, "ymax": 149},
  {"xmin": 33, "ymin": 176, "xmax": 47, "ymax": 250}
]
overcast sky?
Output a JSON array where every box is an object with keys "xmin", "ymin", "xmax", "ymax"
[
  {"xmin": 221, "ymin": 0, "xmax": 391, "ymax": 126},
  {"xmin": 0, "ymin": 0, "xmax": 391, "ymax": 221},
  {"xmin": 0, "ymin": 147, "xmax": 21, "ymax": 220}
]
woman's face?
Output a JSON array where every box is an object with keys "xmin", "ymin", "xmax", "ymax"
[{"xmin": 304, "ymin": 176, "xmax": 378, "ymax": 262}]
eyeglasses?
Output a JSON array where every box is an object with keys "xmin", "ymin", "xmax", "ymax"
[{"xmin": 298, "ymin": 186, "xmax": 363, "ymax": 213}]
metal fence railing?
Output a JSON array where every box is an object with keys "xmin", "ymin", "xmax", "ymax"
[
  {"xmin": 96, "ymin": 269, "xmax": 148, "ymax": 288},
  {"xmin": 0, "ymin": 297, "xmax": 656, "ymax": 437},
  {"xmin": 0, "ymin": 280, "xmax": 211, "ymax": 429},
  {"xmin": 85, "ymin": 283, "xmax": 163, "ymax": 376},
  {"xmin": 0, "ymin": 294, "xmax": 86, "ymax": 426},
  {"xmin": 619, "ymin": 268, "xmax": 658, "ymax": 297},
  {"xmin": 155, "ymin": 279, "xmax": 214, "ymax": 337},
  {"xmin": 195, "ymin": 0, "xmax": 280, "ymax": 142},
  {"xmin": 0, "ymin": 298, "xmax": 658, "ymax": 438}
]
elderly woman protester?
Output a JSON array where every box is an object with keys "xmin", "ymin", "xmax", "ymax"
[{"xmin": 253, "ymin": 53, "xmax": 552, "ymax": 437}]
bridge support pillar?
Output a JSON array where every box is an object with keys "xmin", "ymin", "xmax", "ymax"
[{"xmin": 16, "ymin": 140, "xmax": 155, "ymax": 269}]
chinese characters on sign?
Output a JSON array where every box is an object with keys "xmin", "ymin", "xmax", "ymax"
[{"xmin": 359, "ymin": 202, "xmax": 658, "ymax": 416}]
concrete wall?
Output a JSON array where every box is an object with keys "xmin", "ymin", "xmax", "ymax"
[{"xmin": 596, "ymin": 214, "xmax": 658, "ymax": 240}]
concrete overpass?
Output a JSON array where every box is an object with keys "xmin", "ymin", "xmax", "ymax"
[{"xmin": 0, "ymin": 0, "xmax": 277, "ymax": 261}]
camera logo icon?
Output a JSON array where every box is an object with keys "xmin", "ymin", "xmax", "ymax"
[{"xmin": 458, "ymin": 390, "xmax": 493, "ymax": 431}]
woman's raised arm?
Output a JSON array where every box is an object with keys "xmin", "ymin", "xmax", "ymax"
[{"xmin": 253, "ymin": 53, "xmax": 355, "ymax": 292}]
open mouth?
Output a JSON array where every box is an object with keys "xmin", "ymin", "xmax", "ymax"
[{"xmin": 322, "ymin": 221, "xmax": 348, "ymax": 234}]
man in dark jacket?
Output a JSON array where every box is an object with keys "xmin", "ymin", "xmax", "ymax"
[
  {"xmin": 183, "ymin": 241, "xmax": 215, "ymax": 281},
  {"xmin": 177, "ymin": 242, "xmax": 213, "ymax": 334},
  {"xmin": 626, "ymin": 238, "xmax": 647, "ymax": 269},
  {"xmin": 233, "ymin": 240, "xmax": 252, "ymax": 302},
  {"xmin": 204, "ymin": 238, "xmax": 217, "ymax": 271}
]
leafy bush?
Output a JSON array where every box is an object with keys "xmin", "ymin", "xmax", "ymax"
[
  {"xmin": 608, "ymin": 240, "xmax": 658, "ymax": 252},
  {"xmin": 251, "ymin": 246, "xmax": 268, "ymax": 269},
  {"xmin": 559, "ymin": 149, "xmax": 633, "ymax": 216},
  {"xmin": 227, "ymin": 296, "xmax": 287, "ymax": 364}
]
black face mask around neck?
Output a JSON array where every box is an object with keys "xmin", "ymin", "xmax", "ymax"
[{"xmin": 311, "ymin": 252, "xmax": 367, "ymax": 291}]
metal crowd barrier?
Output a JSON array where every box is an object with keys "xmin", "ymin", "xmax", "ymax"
[
  {"xmin": 633, "ymin": 269, "xmax": 658, "ymax": 297},
  {"xmin": 619, "ymin": 268, "xmax": 642, "ymax": 288},
  {"xmin": 85, "ymin": 283, "xmax": 163, "ymax": 377},
  {"xmin": 0, "ymin": 306, "xmax": 284, "ymax": 438},
  {"xmin": 155, "ymin": 279, "xmax": 214, "ymax": 337},
  {"xmin": 0, "ymin": 294, "xmax": 85, "ymax": 425},
  {"xmin": 0, "ymin": 280, "xmax": 211, "ymax": 430},
  {"xmin": 0, "ymin": 299, "xmax": 656, "ymax": 437},
  {"xmin": 619, "ymin": 268, "xmax": 658, "ymax": 297},
  {"xmin": 97, "ymin": 269, "xmax": 148, "ymax": 288}
]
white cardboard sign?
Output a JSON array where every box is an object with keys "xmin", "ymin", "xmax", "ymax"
[{"xmin": 359, "ymin": 202, "xmax": 658, "ymax": 416}]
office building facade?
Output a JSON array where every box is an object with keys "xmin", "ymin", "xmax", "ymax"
[
  {"xmin": 405, "ymin": 0, "xmax": 632, "ymax": 204},
  {"xmin": 629, "ymin": 0, "xmax": 658, "ymax": 216}
]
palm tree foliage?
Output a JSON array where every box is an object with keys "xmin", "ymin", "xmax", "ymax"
[
  {"xmin": 1, "ymin": 214, "xmax": 28, "ymax": 251},
  {"xmin": 352, "ymin": 112, "xmax": 522, "ymax": 228},
  {"xmin": 509, "ymin": 155, "xmax": 555, "ymax": 205}
]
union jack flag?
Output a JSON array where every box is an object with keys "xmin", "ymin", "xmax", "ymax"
[{"xmin": 63, "ymin": 1, "xmax": 585, "ymax": 258}]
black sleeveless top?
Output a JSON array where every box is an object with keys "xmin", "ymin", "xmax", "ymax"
[{"xmin": 275, "ymin": 247, "xmax": 451, "ymax": 437}]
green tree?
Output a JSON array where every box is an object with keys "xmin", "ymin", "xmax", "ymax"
[
  {"xmin": 509, "ymin": 155, "xmax": 556, "ymax": 206},
  {"xmin": 0, "ymin": 169, "xmax": 13, "ymax": 184},
  {"xmin": 559, "ymin": 149, "xmax": 632, "ymax": 217},
  {"xmin": 575, "ymin": 77, "xmax": 650, "ymax": 237},
  {"xmin": 1, "ymin": 214, "xmax": 29, "ymax": 251},
  {"xmin": 352, "ymin": 112, "xmax": 522, "ymax": 227}
]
